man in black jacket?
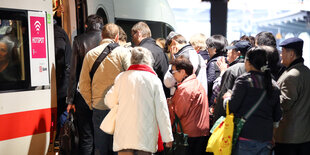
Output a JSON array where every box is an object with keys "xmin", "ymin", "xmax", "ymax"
[
  {"xmin": 66, "ymin": 14, "xmax": 103, "ymax": 155},
  {"xmin": 213, "ymin": 41, "xmax": 252, "ymax": 124},
  {"xmin": 54, "ymin": 21, "xmax": 72, "ymax": 142},
  {"xmin": 131, "ymin": 22, "xmax": 170, "ymax": 97}
]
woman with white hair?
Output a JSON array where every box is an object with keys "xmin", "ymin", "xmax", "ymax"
[{"xmin": 104, "ymin": 47, "xmax": 173, "ymax": 155}]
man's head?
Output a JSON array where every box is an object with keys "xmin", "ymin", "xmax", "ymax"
[
  {"xmin": 255, "ymin": 31, "xmax": 276, "ymax": 47},
  {"xmin": 101, "ymin": 23, "xmax": 119, "ymax": 42},
  {"xmin": 226, "ymin": 40, "xmax": 252, "ymax": 63},
  {"xmin": 86, "ymin": 14, "xmax": 103, "ymax": 31},
  {"xmin": 131, "ymin": 22, "xmax": 151, "ymax": 46},
  {"xmin": 165, "ymin": 31, "xmax": 187, "ymax": 54},
  {"xmin": 279, "ymin": 37, "xmax": 304, "ymax": 67}
]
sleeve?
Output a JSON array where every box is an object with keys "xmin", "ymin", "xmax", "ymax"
[
  {"xmin": 278, "ymin": 75, "xmax": 299, "ymax": 113},
  {"xmin": 228, "ymin": 77, "xmax": 247, "ymax": 114},
  {"xmin": 66, "ymin": 39, "xmax": 78, "ymax": 105},
  {"xmin": 154, "ymin": 78, "xmax": 174, "ymax": 142},
  {"xmin": 78, "ymin": 53, "xmax": 93, "ymax": 109},
  {"xmin": 119, "ymin": 47, "xmax": 131, "ymax": 70},
  {"xmin": 104, "ymin": 74, "xmax": 122, "ymax": 109},
  {"xmin": 64, "ymin": 30, "xmax": 72, "ymax": 91},
  {"xmin": 171, "ymin": 87, "xmax": 192, "ymax": 120},
  {"xmin": 216, "ymin": 70, "xmax": 236, "ymax": 106},
  {"xmin": 164, "ymin": 65, "xmax": 177, "ymax": 88},
  {"xmin": 273, "ymin": 89, "xmax": 283, "ymax": 122},
  {"xmin": 212, "ymin": 76, "xmax": 222, "ymax": 100}
]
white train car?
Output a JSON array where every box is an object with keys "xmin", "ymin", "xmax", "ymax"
[{"xmin": 0, "ymin": 0, "xmax": 175, "ymax": 154}]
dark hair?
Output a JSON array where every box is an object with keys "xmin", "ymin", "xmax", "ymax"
[
  {"xmin": 246, "ymin": 47, "xmax": 273, "ymax": 98},
  {"xmin": 86, "ymin": 14, "xmax": 103, "ymax": 31},
  {"xmin": 240, "ymin": 35, "xmax": 255, "ymax": 47},
  {"xmin": 206, "ymin": 35, "xmax": 228, "ymax": 56},
  {"xmin": 261, "ymin": 46, "xmax": 280, "ymax": 78},
  {"xmin": 118, "ymin": 26, "xmax": 127, "ymax": 42},
  {"xmin": 170, "ymin": 56, "xmax": 193, "ymax": 75},
  {"xmin": 255, "ymin": 31, "xmax": 276, "ymax": 47}
]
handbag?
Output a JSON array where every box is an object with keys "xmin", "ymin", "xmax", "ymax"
[
  {"xmin": 206, "ymin": 102, "xmax": 234, "ymax": 155},
  {"xmin": 59, "ymin": 110, "xmax": 79, "ymax": 155},
  {"xmin": 100, "ymin": 105, "xmax": 118, "ymax": 135},
  {"xmin": 165, "ymin": 113, "xmax": 189, "ymax": 155},
  {"xmin": 232, "ymin": 91, "xmax": 266, "ymax": 147}
]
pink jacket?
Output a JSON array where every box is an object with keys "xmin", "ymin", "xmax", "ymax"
[{"xmin": 169, "ymin": 74, "xmax": 210, "ymax": 137}]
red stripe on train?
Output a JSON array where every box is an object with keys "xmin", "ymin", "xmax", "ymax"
[{"xmin": 0, "ymin": 108, "xmax": 57, "ymax": 141}]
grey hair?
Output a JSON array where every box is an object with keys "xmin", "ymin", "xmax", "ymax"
[
  {"xmin": 0, "ymin": 37, "xmax": 14, "ymax": 55},
  {"xmin": 130, "ymin": 47, "xmax": 154, "ymax": 66}
]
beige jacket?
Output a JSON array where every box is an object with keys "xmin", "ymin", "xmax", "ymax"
[{"xmin": 79, "ymin": 39, "xmax": 131, "ymax": 110}]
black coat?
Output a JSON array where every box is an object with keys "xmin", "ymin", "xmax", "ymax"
[
  {"xmin": 54, "ymin": 24, "xmax": 72, "ymax": 99},
  {"xmin": 139, "ymin": 38, "xmax": 170, "ymax": 97},
  {"xmin": 206, "ymin": 54, "xmax": 223, "ymax": 106},
  {"xmin": 66, "ymin": 29, "xmax": 102, "ymax": 104},
  {"xmin": 213, "ymin": 63, "xmax": 246, "ymax": 123}
]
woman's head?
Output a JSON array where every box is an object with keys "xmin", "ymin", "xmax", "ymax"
[
  {"xmin": 130, "ymin": 47, "xmax": 153, "ymax": 66},
  {"xmin": 206, "ymin": 35, "xmax": 228, "ymax": 58},
  {"xmin": 0, "ymin": 38, "xmax": 13, "ymax": 62},
  {"xmin": 245, "ymin": 46, "xmax": 273, "ymax": 98},
  {"xmin": 245, "ymin": 47, "xmax": 268, "ymax": 72},
  {"xmin": 170, "ymin": 56, "xmax": 193, "ymax": 83}
]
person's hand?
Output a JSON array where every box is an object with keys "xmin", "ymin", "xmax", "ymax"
[
  {"xmin": 165, "ymin": 141, "xmax": 173, "ymax": 148},
  {"xmin": 216, "ymin": 57, "xmax": 228, "ymax": 75},
  {"xmin": 223, "ymin": 91, "xmax": 232, "ymax": 100},
  {"xmin": 67, "ymin": 104, "xmax": 76, "ymax": 113},
  {"xmin": 167, "ymin": 97, "xmax": 172, "ymax": 105},
  {"xmin": 170, "ymin": 46, "xmax": 178, "ymax": 60}
]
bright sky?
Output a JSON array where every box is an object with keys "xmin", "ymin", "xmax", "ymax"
[{"xmin": 167, "ymin": 0, "xmax": 309, "ymax": 41}]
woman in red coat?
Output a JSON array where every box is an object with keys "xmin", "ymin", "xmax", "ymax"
[{"xmin": 168, "ymin": 56, "xmax": 210, "ymax": 155}]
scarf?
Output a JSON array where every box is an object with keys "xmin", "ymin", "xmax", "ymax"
[
  {"xmin": 127, "ymin": 64, "xmax": 165, "ymax": 152},
  {"xmin": 127, "ymin": 64, "xmax": 157, "ymax": 75}
]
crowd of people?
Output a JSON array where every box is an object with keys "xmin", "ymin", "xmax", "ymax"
[{"xmin": 53, "ymin": 14, "xmax": 310, "ymax": 155}]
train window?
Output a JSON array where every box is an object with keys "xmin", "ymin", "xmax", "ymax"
[{"xmin": 0, "ymin": 9, "xmax": 30, "ymax": 91}]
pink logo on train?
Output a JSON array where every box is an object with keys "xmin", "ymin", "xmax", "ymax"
[{"xmin": 30, "ymin": 16, "xmax": 46, "ymax": 59}]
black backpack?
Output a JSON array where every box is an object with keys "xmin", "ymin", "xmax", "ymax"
[{"xmin": 59, "ymin": 110, "xmax": 79, "ymax": 155}]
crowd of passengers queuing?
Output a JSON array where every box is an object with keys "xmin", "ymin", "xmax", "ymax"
[{"xmin": 47, "ymin": 13, "xmax": 310, "ymax": 155}]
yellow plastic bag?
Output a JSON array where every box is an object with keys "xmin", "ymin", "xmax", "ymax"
[{"xmin": 206, "ymin": 102, "xmax": 234, "ymax": 155}]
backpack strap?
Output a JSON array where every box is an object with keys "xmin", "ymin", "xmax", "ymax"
[{"xmin": 89, "ymin": 43, "xmax": 119, "ymax": 81}]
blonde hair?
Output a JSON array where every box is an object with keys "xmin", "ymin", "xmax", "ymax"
[
  {"xmin": 189, "ymin": 33, "xmax": 207, "ymax": 51},
  {"xmin": 101, "ymin": 23, "xmax": 119, "ymax": 39}
]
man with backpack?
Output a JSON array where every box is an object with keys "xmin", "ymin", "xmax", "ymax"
[{"xmin": 79, "ymin": 23, "xmax": 131, "ymax": 155}]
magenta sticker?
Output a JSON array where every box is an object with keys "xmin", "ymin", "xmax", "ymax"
[{"xmin": 30, "ymin": 16, "xmax": 46, "ymax": 58}]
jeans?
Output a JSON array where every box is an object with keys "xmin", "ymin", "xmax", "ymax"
[
  {"xmin": 92, "ymin": 108, "xmax": 116, "ymax": 155},
  {"xmin": 233, "ymin": 139, "xmax": 272, "ymax": 155},
  {"xmin": 75, "ymin": 92, "xmax": 94, "ymax": 155}
]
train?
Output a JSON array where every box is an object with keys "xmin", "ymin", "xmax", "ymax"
[{"xmin": 0, "ymin": 0, "xmax": 175, "ymax": 154}]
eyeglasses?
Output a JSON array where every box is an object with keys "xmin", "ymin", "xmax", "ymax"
[{"xmin": 169, "ymin": 69, "xmax": 179, "ymax": 74}]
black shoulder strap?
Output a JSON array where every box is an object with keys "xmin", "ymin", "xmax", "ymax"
[
  {"xmin": 195, "ymin": 54, "xmax": 201, "ymax": 76},
  {"xmin": 89, "ymin": 43, "xmax": 119, "ymax": 81}
]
